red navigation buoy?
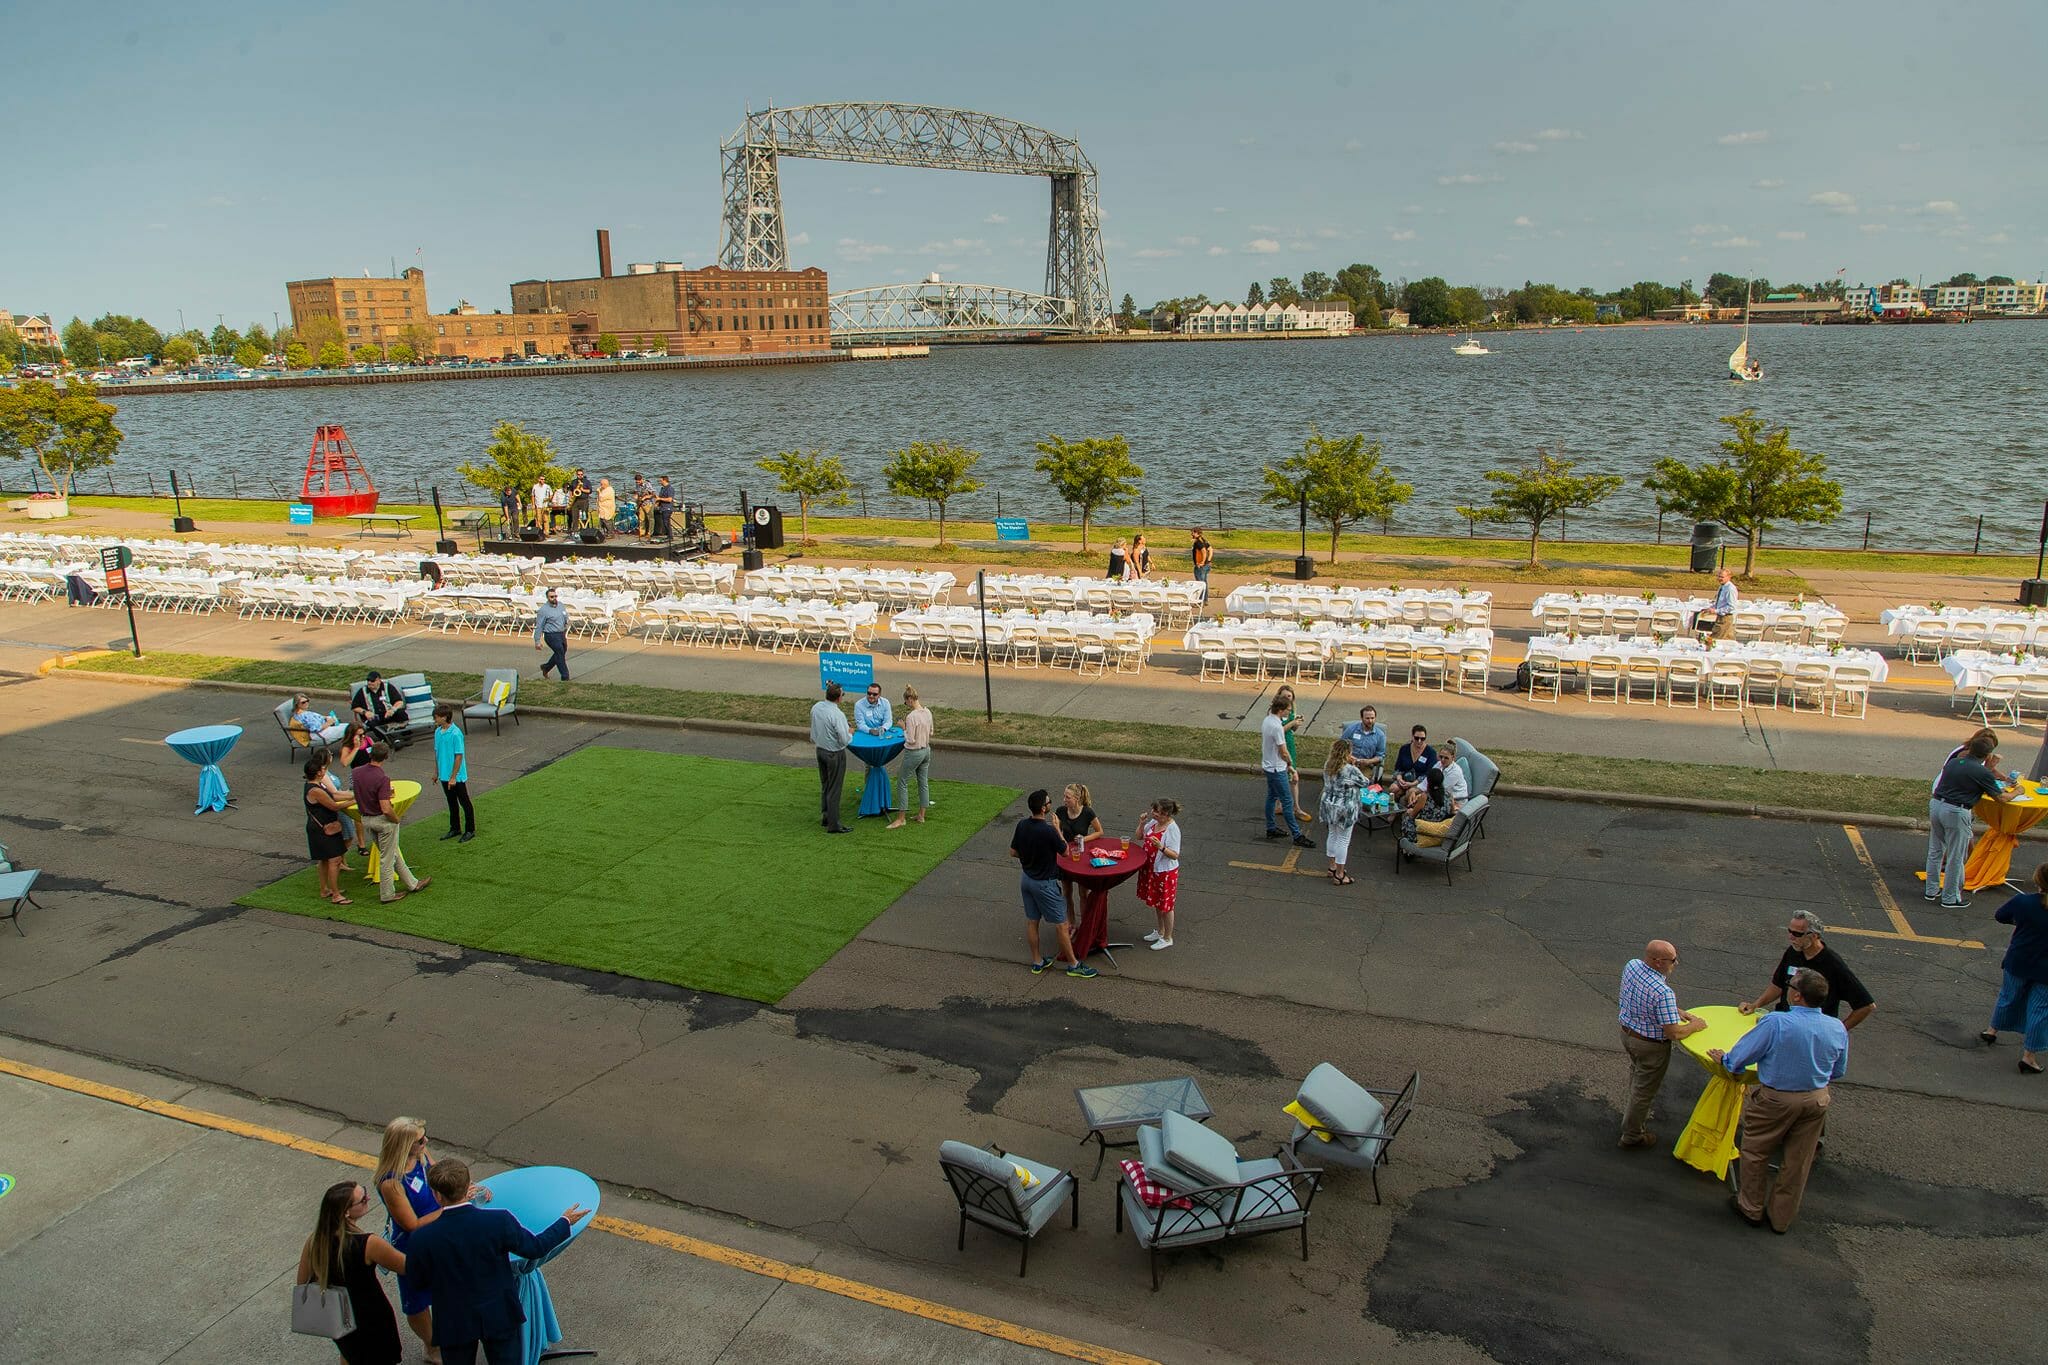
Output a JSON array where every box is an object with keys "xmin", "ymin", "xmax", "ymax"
[{"xmin": 299, "ymin": 424, "xmax": 380, "ymax": 517}]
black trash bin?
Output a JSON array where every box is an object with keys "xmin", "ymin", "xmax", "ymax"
[{"xmin": 1689, "ymin": 521, "xmax": 1724, "ymax": 573}]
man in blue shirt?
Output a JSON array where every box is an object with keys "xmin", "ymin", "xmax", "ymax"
[
  {"xmin": 533, "ymin": 589, "xmax": 572, "ymax": 681},
  {"xmin": 1709, "ymin": 967, "xmax": 1849, "ymax": 1233},
  {"xmin": 1926, "ymin": 730, "xmax": 2012, "ymax": 908},
  {"xmin": 1337, "ymin": 705, "xmax": 1388, "ymax": 779},
  {"xmin": 852, "ymin": 682, "xmax": 893, "ymax": 736},
  {"xmin": 1698, "ymin": 567, "xmax": 1738, "ymax": 640},
  {"xmin": 811, "ymin": 684, "xmax": 853, "ymax": 834}
]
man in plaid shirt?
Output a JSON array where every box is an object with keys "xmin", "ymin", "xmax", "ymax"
[{"xmin": 1617, "ymin": 940, "xmax": 1706, "ymax": 1149}]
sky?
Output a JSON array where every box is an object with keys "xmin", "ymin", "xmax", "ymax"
[{"xmin": 5, "ymin": 0, "xmax": 2045, "ymax": 330}]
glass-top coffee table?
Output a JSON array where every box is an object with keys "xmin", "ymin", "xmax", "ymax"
[{"xmin": 1073, "ymin": 1076, "xmax": 1214, "ymax": 1177}]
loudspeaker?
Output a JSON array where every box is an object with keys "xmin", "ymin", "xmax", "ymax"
[
  {"xmin": 435, "ymin": 538, "xmax": 458, "ymax": 555},
  {"xmin": 751, "ymin": 505, "xmax": 785, "ymax": 550},
  {"xmin": 742, "ymin": 548, "xmax": 765, "ymax": 571},
  {"xmin": 519, "ymin": 528, "xmax": 544, "ymax": 542},
  {"xmin": 2022, "ymin": 579, "xmax": 2048, "ymax": 608},
  {"xmin": 1293, "ymin": 555, "xmax": 1315, "ymax": 581},
  {"xmin": 578, "ymin": 528, "xmax": 605, "ymax": 544},
  {"xmin": 172, "ymin": 516, "xmax": 196, "ymax": 533}
]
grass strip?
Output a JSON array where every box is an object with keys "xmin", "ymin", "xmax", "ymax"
[{"xmin": 65, "ymin": 650, "xmax": 1933, "ymax": 818}]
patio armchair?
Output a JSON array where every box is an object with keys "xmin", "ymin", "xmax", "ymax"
[
  {"xmin": 463, "ymin": 667, "xmax": 521, "ymax": 735},
  {"xmin": 1394, "ymin": 795, "xmax": 1490, "ymax": 884},
  {"xmin": 273, "ymin": 698, "xmax": 347, "ymax": 760},
  {"xmin": 1116, "ymin": 1110, "xmax": 1322, "ymax": 1291},
  {"xmin": 938, "ymin": 1140, "xmax": 1078, "ymax": 1277},
  {"xmin": 1282, "ymin": 1064, "xmax": 1418, "ymax": 1204}
]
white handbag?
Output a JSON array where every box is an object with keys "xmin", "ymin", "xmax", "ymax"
[{"xmin": 290, "ymin": 1282, "xmax": 356, "ymax": 1339}]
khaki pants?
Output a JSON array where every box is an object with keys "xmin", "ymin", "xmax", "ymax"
[
  {"xmin": 360, "ymin": 813, "xmax": 420, "ymax": 901},
  {"xmin": 1620, "ymin": 1029, "xmax": 1671, "ymax": 1141},
  {"xmin": 1735, "ymin": 1084, "xmax": 1830, "ymax": 1231}
]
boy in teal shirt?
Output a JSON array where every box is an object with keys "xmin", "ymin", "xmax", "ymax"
[{"xmin": 432, "ymin": 703, "xmax": 475, "ymax": 842}]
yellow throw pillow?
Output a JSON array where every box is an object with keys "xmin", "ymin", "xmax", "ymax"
[
  {"xmin": 1284, "ymin": 1099, "xmax": 1334, "ymax": 1142},
  {"xmin": 1010, "ymin": 1164, "xmax": 1039, "ymax": 1189},
  {"xmin": 487, "ymin": 680, "xmax": 512, "ymax": 706},
  {"xmin": 287, "ymin": 722, "xmax": 312, "ymax": 746}
]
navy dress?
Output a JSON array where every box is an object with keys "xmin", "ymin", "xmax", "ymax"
[{"xmin": 384, "ymin": 1159, "xmax": 439, "ymax": 1317}]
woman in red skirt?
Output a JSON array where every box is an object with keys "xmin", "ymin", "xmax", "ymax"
[{"xmin": 1135, "ymin": 798, "xmax": 1183, "ymax": 950}]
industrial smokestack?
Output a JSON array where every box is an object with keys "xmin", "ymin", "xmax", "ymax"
[{"xmin": 597, "ymin": 229, "xmax": 613, "ymax": 279}]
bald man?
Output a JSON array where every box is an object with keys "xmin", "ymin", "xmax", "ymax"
[{"xmin": 1616, "ymin": 940, "xmax": 1707, "ymax": 1149}]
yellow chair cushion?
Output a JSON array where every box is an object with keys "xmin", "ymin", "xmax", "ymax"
[
  {"xmin": 1010, "ymin": 1164, "xmax": 1039, "ymax": 1189},
  {"xmin": 1284, "ymin": 1100, "xmax": 1334, "ymax": 1141},
  {"xmin": 487, "ymin": 680, "xmax": 512, "ymax": 706}
]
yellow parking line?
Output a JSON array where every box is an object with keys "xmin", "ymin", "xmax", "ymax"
[
  {"xmin": 1839, "ymin": 825, "xmax": 1984, "ymax": 950},
  {"xmin": 0, "ymin": 1054, "xmax": 1156, "ymax": 1365}
]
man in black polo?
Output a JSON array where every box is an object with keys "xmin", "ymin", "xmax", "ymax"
[{"xmin": 1739, "ymin": 911, "xmax": 1875, "ymax": 1031}]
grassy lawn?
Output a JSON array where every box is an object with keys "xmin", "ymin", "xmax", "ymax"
[
  {"xmin": 67, "ymin": 651, "xmax": 1932, "ymax": 818},
  {"xmin": 237, "ymin": 747, "xmax": 1019, "ymax": 1002}
]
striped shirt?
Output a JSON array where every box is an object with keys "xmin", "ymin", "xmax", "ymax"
[{"xmin": 1618, "ymin": 959, "xmax": 1682, "ymax": 1040}]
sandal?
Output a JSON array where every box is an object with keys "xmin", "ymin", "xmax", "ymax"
[
  {"xmin": 1980, "ymin": 1029, "xmax": 1998, "ymax": 1045},
  {"xmin": 1331, "ymin": 871, "xmax": 1355, "ymax": 886}
]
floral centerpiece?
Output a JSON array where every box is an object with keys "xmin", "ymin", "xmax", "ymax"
[
  {"xmin": 1571, "ymin": 589, "xmax": 1585, "ymax": 602},
  {"xmin": 1930, "ymin": 600, "xmax": 1947, "ymax": 612}
]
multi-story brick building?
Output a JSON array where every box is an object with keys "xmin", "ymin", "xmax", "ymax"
[
  {"xmin": 1, "ymin": 309, "xmax": 60, "ymax": 351},
  {"xmin": 428, "ymin": 304, "xmax": 576, "ymax": 360},
  {"xmin": 286, "ymin": 267, "xmax": 429, "ymax": 351}
]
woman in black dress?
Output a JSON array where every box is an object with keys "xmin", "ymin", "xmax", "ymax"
[
  {"xmin": 297, "ymin": 1180, "xmax": 405, "ymax": 1365},
  {"xmin": 305, "ymin": 754, "xmax": 351, "ymax": 905},
  {"xmin": 1056, "ymin": 783, "xmax": 1104, "ymax": 921}
]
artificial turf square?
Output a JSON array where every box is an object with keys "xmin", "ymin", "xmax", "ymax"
[{"xmin": 238, "ymin": 746, "xmax": 1019, "ymax": 1003}]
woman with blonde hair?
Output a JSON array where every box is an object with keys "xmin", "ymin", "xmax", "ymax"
[
  {"xmin": 1136, "ymin": 797, "xmax": 1182, "ymax": 950},
  {"xmin": 1319, "ymin": 737, "xmax": 1367, "ymax": 885},
  {"xmin": 1055, "ymin": 783, "xmax": 1103, "ymax": 920},
  {"xmin": 297, "ymin": 1180, "xmax": 405, "ymax": 1364},
  {"xmin": 373, "ymin": 1116, "xmax": 444, "ymax": 1364},
  {"xmin": 886, "ymin": 685, "xmax": 933, "ymax": 830}
]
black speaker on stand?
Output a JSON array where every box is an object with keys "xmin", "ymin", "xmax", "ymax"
[
  {"xmin": 170, "ymin": 470, "xmax": 197, "ymax": 533},
  {"xmin": 2022, "ymin": 499, "xmax": 2048, "ymax": 607},
  {"xmin": 430, "ymin": 484, "xmax": 457, "ymax": 555}
]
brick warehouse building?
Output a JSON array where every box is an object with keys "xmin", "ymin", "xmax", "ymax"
[
  {"xmin": 509, "ymin": 229, "xmax": 831, "ymax": 357},
  {"xmin": 285, "ymin": 267, "xmax": 429, "ymax": 352}
]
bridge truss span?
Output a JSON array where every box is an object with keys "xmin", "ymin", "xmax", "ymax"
[
  {"xmin": 830, "ymin": 282, "xmax": 1076, "ymax": 343},
  {"xmin": 718, "ymin": 102, "xmax": 1111, "ymax": 334}
]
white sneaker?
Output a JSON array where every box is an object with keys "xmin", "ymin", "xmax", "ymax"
[
  {"xmin": 1150, "ymin": 938, "xmax": 1173, "ymax": 950},
  {"xmin": 1142, "ymin": 930, "xmax": 1161, "ymax": 942}
]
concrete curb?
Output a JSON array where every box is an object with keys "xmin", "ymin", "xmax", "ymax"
[{"xmin": 47, "ymin": 655, "xmax": 2019, "ymax": 839}]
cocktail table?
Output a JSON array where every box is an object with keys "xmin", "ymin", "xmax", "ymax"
[{"xmin": 1074, "ymin": 1076, "xmax": 1213, "ymax": 1177}]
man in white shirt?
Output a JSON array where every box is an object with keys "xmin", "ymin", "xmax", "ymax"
[
  {"xmin": 1261, "ymin": 695, "xmax": 1312, "ymax": 847},
  {"xmin": 810, "ymin": 684, "xmax": 853, "ymax": 834},
  {"xmin": 531, "ymin": 477, "xmax": 552, "ymax": 529},
  {"xmin": 853, "ymin": 682, "xmax": 893, "ymax": 735}
]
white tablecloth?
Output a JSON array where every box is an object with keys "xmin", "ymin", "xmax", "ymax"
[
  {"xmin": 1228, "ymin": 584, "xmax": 1491, "ymax": 623},
  {"xmin": 1184, "ymin": 622, "xmax": 1492, "ymax": 659},
  {"xmin": 1531, "ymin": 593, "xmax": 1844, "ymax": 632},
  {"xmin": 970, "ymin": 574, "xmax": 1204, "ymax": 611},
  {"xmin": 744, "ymin": 567, "xmax": 953, "ymax": 603},
  {"xmin": 1941, "ymin": 651, "xmax": 2048, "ymax": 690},
  {"xmin": 1881, "ymin": 606, "xmax": 2048, "ymax": 644},
  {"xmin": 1522, "ymin": 634, "xmax": 1888, "ymax": 681}
]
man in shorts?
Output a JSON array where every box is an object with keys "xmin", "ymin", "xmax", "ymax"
[{"xmin": 1009, "ymin": 788, "xmax": 1097, "ymax": 978}]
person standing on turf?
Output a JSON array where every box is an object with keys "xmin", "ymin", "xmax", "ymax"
[
  {"xmin": 811, "ymin": 683, "xmax": 853, "ymax": 834},
  {"xmin": 886, "ymin": 685, "xmax": 932, "ymax": 829},
  {"xmin": 534, "ymin": 588, "xmax": 571, "ymax": 682},
  {"xmin": 1010, "ymin": 789, "xmax": 1096, "ymax": 978},
  {"xmin": 1261, "ymin": 695, "xmax": 1312, "ymax": 847},
  {"xmin": 432, "ymin": 704, "xmax": 475, "ymax": 844}
]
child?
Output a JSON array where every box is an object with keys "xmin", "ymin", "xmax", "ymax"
[
  {"xmin": 432, "ymin": 703, "xmax": 475, "ymax": 842},
  {"xmin": 1136, "ymin": 799, "xmax": 1183, "ymax": 950}
]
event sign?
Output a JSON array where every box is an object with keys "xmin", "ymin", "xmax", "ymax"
[
  {"xmin": 994, "ymin": 517, "xmax": 1030, "ymax": 541},
  {"xmin": 819, "ymin": 651, "xmax": 875, "ymax": 692},
  {"xmin": 288, "ymin": 504, "xmax": 315, "ymax": 526}
]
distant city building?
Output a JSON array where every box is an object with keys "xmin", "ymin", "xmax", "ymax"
[
  {"xmin": 1178, "ymin": 300, "xmax": 1354, "ymax": 335},
  {"xmin": 1978, "ymin": 280, "xmax": 2047, "ymax": 312},
  {"xmin": 1842, "ymin": 285, "xmax": 1878, "ymax": 316},
  {"xmin": 286, "ymin": 268, "xmax": 429, "ymax": 350},
  {"xmin": 1923, "ymin": 284, "xmax": 1976, "ymax": 311},
  {"xmin": 430, "ymin": 302, "xmax": 575, "ymax": 360},
  {"xmin": 1, "ymin": 309, "xmax": 60, "ymax": 350},
  {"xmin": 1877, "ymin": 282, "xmax": 1929, "ymax": 313},
  {"xmin": 1594, "ymin": 302, "xmax": 1623, "ymax": 320},
  {"xmin": 511, "ymin": 239, "xmax": 830, "ymax": 356}
]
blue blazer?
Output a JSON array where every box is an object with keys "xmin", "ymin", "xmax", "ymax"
[{"xmin": 402, "ymin": 1204, "xmax": 572, "ymax": 1345}]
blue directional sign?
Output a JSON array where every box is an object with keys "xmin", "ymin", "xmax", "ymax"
[
  {"xmin": 819, "ymin": 651, "xmax": 875, "ymax": 692},
  {"xmin": 994, "ymin": 517, "xmax": 1030, "ymax": 541}
]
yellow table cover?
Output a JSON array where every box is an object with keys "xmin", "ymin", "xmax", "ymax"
[
  {"xmin": 1671, "ymin": 1004, "xmax": 1760, "ymax": 1178},
  {"xmin": 339, "ymin": 780, "xmax": 422, "ymax": 884}
]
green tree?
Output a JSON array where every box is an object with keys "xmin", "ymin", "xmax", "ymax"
[
  {"xmin": 1118, "ymin": 293, "xmax": 1138, "ymax": 329},
  {"xmin": 880, "ymin": 440, "xmax": 984, "ymax": 547},
  {"xmin": 1335, "ymin": 262, "xmax": 1388, "ymax": 310},
  {"xmin": 1245, "ymin": 281, "xmax": 1265, "ymax": 307},
  {"xmin": 62, "ymin": 318, "xmax": 101, "ymax": 367},
  {"xmin": 0, "ymin": 378, "xmax": 124, "ymax": 500},
  {"xmin": 352, "ymin": 344, "xmax": 383, "ymax": 363},
  {"xmin": 645, "ymin": 335, "xmax": 668, "ymax": 356},
  {"xmin": 1258, "ymin": 427, "xmax": 1414, "ymax": 562},
  {"xmin": 208, "ymin": 323, "xmax": 240, "ymax": 355},
  {"xmin": 1624, "ymin": 281, "xmax": 1676, "ymax": 319},
  {"xmin": 1267, "ymin": 276, "xmax": 1301, "ymax": 306},
  {"xmin": 386, "ymin": 341, "xmax": 416, "ymax": 365},
  {"xmin": 283, "ymin": 342, "xmax": 311, "ymax": 370},
  {"xmin": 395, "ymin": 322, "xmax": 436, "ymax": 362},
  {"xmin": 1352, "ymin": 295, "xmax": 1385, "ymax": 329},
  {"xmin": 1449, "ymin": 285, "xmax": 1487, "ymax": 324},
  {"xmin": 1032, "ymin": 433, "xmax": 1143, "ymax": 551},
  {"xmin": 1704, "ymin": 272, "xmax": 1750, "ymax": 308},
  {"xmin": 755, "ymin": 448, "xmax": 852, "ymax": 545},
  {"xmin": 595, "ymin": 332, "xmax": 621, "ymax": 357},
  {"xmin": 1403, "ymin": 277, "xmax": 1456, "ymax": 327},
  {"xmin": 160, "ymin": 336, "xmax": 200, "ymax": 368},
  {"xmin": 296, "ymin": 315, "xmax": 346, "ymax": 357},
  {"xmin": 315, "ymin": 342, "xmax": 348, "ymax": 368},
  {"xmin": 1456, "ymin": 449, "xmax": 1623, "ymax": 567},
  {"xmin": 1299, "ymin": 270, "xmax": 1334, "ymax": 300},
  {"xmin": 457, "ymin": 421, "xmax": 571, "ymax": 524},
  {"xmin": 232, "ymin": 341, "xmax": 266, "ymax": 368},
  {"xmin": 1642, "ymin": 409, "xmax": 1842, "ymax": 575},
  {"xmin": 88, "ymin": 314, "xmax": 165, "ymax": 362},
  {"xmin": 244, "ymin": 323, "xmax": 273, "ymax": 353},
  {"xmin": 0, "ymin": 330, "xmax": 15, "ymax": 373}
]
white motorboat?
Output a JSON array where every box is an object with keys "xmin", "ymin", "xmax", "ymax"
[{"xmin": 1453, "ymin": 336, "xmax": 1490, "ymax": 356}]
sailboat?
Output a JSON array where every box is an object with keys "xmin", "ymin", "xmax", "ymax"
[
  {"xmin": 1453, "ymin": 335, "xmax": 1490, "ymax": 356},
  {"xmin": 1727, "ymin": 285, "xmax": 1761, "ymax": 381}
]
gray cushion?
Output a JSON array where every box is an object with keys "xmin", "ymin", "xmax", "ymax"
[
  {"xmin": 1296, "ymin": 1063, "xmax": 1386, "ymax": 1154},
  {"xmin": 1118, "ymin": 1180, "xmax": 1228, "ymax": 1249},
  {"xmin": 1161, "ymin": 1109, "xmax": 1240, "ymax": 1188},
  {"xmin": 1136, "ymin": 1124, "xmax": 1203, "ymax": 1195}
]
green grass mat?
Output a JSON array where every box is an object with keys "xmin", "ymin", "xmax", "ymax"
[{"xmin": 237, "ymin": 747, "xmax": 1019, "ymax": 1002}]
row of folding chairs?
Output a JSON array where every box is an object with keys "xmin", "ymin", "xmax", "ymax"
[
  {"xmin": 0, "ymin": 567, "xmax": 68, "ymax": 601},
  {"xmin": 1954, "ymin": 673, "xmax": 2048, "ymax": 725},
  {"xmin": 231, "ymin": 581, "xmax": 412, "ymax": 627},
  {"xmin": 758, "ymin": 580, "xmax": 949, "ymax": 612},
  {"xmin": 638, "ymin": 607, "xmax": 866, "ymax": 654},
  {"xmin": 1197, "ymin": 639, "xmax": 1494, "ymax": 693},
  {"xmin": 1525, "ymin": 653, "xmax": 1872, "ymax": 717},
  {"xmin": 1243, "ymin": 597, "xmax": 1490, "ymax": 630},
  {"xmin": 1904, "ymin": 620, "xmax": 2046, "ymax": 662},
  {"xmin": 898, "ymin": 622, "xmax": 1148, "ymax": 675},
  {"xmin": 981, "ymin": 584, "xmax": 1199, "ymax": 629}
]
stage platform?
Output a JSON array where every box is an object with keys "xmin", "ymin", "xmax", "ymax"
[{"xmin": 481, "ymin": 535, "xmax": 717, "ymax": 563}]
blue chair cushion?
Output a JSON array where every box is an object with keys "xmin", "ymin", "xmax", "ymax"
[
  {"xmin": 1296, "ymin": 1063, "xmax": 1386, "ymax": 1154},
  {"xmin": 1162, "ymin": 1109, "xmax": 1240, "ymax": 1187}
]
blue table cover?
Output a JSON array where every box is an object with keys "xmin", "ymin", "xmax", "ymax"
[
  {"xmin": 163, "ymin": 724, "xmax": 243, "ymax": 815},
  {"xmin": 477, "ymin": 1166, "xmax": 600, "ymax": 1365},
  {"xmin": 847, "ymin": 726, "xmax": 905, "ymax": 818}
]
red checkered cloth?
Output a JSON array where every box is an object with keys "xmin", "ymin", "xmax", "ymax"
[{"xmin": 1119, "ymin": 1159, "xmax": 1194, "ymax": 1209}]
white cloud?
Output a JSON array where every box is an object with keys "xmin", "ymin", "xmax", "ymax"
[
  {"xmin": 1211, "ymin": 206, "xmax": 1230, "ymax": 215},
  {"xmin": 1712, "ymin": 236, "xmax": 1759, "ymax": 248},
  {"xmin": 1341, "ymin": 139, "xmax": 1364, "ymax": 154},
  {"xmin": 1206, "ymin": 245, "xmax": 1230, "ymax": 256},
  {"xmin": 868, "ymin": 187, "xmax": 885, "ymax": 196},
  {"xmin": 1922, "ymin": 199, "xmax": 1961, "ymax": 215},
  {"xmin": 1898, "ymin": 141, "xmax": 1922, "ymax": 153},
  {"xmin": 1512, "ymin": 215, "xmax": 1535, "ymax": 228},
  {"xmin": 1776, "ymin": 230, "xmax": 1807, "ymax": 241},
  {"xmin": 1809, "ymin": 189, "xmax": 1858, "ymax": 214},
  {"xmin": 1133, "ymin": 247, "xmax": 1181, "ymax": 259},
  {"xmin": 1173, "ymin": 235, "xmax": 1200, "ymax": 247},
  {"xmin": 1687, "ymin": 223, "xmax": 1730, "ymax": 236},
  {"xmin": 1314, "ymin": 227, "xmax": 1343, "ymax": 240},
  {"xmin": 1389, "ymin": 228, "xmax": 1417, "ymax": 241},
  {"xmin": 984, "ymin": 212, "xmax": 1007, "ymax": 225},
  {"xmin": 1533, "ymin": 128, "xmax": 1583, "ymax": 141},
  {"xmin": 1243, "ymin": 238, "xmax": 1281, "ymax": 254},
  {"xmin": 1493, "ymin": 140, "xmax": 1540, "ymax": 155},
  {"xmin": 1718, "ymin": 130, "xmax": 1770, "ymax": 145},
  {"xmin": 1984, "ymin": 230, "xmax": 2012, "ymax": 244},
  {"xmin": 789, "ymin": 231, "xmax": 811, "ymax": 247},
  {"xmin": 1859, "ymin": 222, "xmax": 1888, "ymax": 235},
  {"xmin": 1399, "ymin": 204, "xmax": 1424, "ymax": 216},
  {"xmin": 1800, "ymin": 80, "xmax": 1833, "ymax": 95},
  {"xmin": 1437, "ymin": 172, "xmax": 1501, "ymax": 186},
  {"xmin": 916, "ymin": 237, "xmax": 987, "ymax": 255},
  {"xmin": 835, "ymin": 238, "xmax": 895, "ymax": 261},
  {"xmin": 1753, "ymin": 178, "xmax": 1785, "ymax": 190},
  {"xmin": 1248, "ymin": 223, "xmax": 1283, "ymax": 235},
  {"xmin": 1236, "ymin": 136, "xmax": 1257, "ymax": 147}
]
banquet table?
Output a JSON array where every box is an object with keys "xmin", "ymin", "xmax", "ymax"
[
  {"xmin": 1228, "ymin": 584, "xmax": 1490, "ymax": 624},
  {"xmin": 1056, "ymin": 835, "xmax": 1148, "ymax": 967},
  {"xmin": 1534, "ymin": 594, "xmax": 1843, "ymax": 634},
  {"xmin": 1939, "ymin": 651, "xmax": 2048, "ymax": 692},
  {"xmin": 1672, "ymin": 1004, "xmax": 1761, "ymax": 1179},
  {"xmin": 848, "ymin": 727, "xmax": 905, "ymax": 818},
  {"xmin": 1521, "ymin": 634, "xmax": 1889, "ymax": 682},
  {"xmin": 164, "ymin": 724, "xmax": 242, "ymax": 814},
  {"xmin": 338, "ymin": 779, "xmax": 423, "ymax": 883},
  {"xmin": 1962, "ymin": 779, "xmax": 2048, "ymax": 893},
  {"xmin": 475, "ymin": 1165, "xmax": 600, "ymax": 1365},
  {"xmin": 891, "ymin": 608, "xmax": 1155, "ymax": 649},
  {"xmin": 1184, "ymin": 620, "xmax": 1491, "ymax": 658},
  {"xmin": 1880, "ymin": 605, "xmax": 2048, "ymax": 644}
]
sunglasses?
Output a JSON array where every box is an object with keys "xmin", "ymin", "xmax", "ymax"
[{"xmin": 1787, "ymin": 928, "xmax": 1813, "ymax": 938}]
